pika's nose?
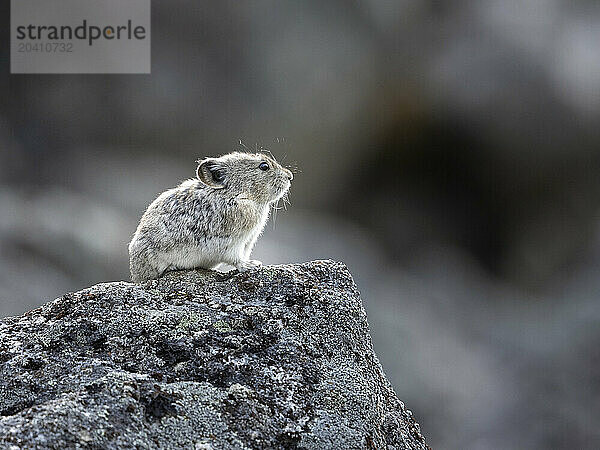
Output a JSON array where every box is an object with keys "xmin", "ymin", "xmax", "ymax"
[{"xmin": 285, "ymin": 169, "xmax": 293, "ymax": 180}]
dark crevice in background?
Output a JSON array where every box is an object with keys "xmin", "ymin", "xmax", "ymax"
[{"xmin": 338, "ymin": 115, "xmax": 600, "ymax": 288}]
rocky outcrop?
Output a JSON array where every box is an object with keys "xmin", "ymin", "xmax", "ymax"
[{"xmin": 0, "ymin": 260, "xmax": 428, "ymax": 449}]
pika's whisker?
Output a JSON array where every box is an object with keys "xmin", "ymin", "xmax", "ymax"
[
  {"xmin": 238, "ymin": 140, "xmax": 251, "ymax": 153},
  {"xmin": 261, "ymin": 148, "xmax": 277, "ymax": 162},
  {"xmin": 287, "ymin": 162, "xmax": 300, "ymax": 174},
  {"xmin": 272, "ymin": 199, "xmax": 281, "ymax": 229}
]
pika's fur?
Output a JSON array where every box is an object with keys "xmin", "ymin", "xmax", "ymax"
[{"xmin": 128, "ymin": 152, "xmax": 293, "ymax": 283}]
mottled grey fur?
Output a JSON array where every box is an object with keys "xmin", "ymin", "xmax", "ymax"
[{"xmin": 129, "ymin": 152, "xmax": 292, "ymax": 282}]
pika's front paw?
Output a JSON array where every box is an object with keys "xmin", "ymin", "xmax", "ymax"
[{"xmin": 236, "ymin": 259, "xmax": 263, "ymax": 272}]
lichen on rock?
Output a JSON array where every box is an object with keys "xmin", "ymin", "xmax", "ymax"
[{"xmin": 0, "ymin": 260, "xmax": 428, "ymax": 449}]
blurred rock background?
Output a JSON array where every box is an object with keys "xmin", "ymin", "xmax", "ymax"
[{"xmin": 1, "ymin": 1, "xmax": 599, "ymax": 448}]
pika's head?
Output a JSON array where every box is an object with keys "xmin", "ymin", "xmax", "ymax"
[{"xmin": 196, "ymin": 152, "xmax": 293, "ymax": 204}]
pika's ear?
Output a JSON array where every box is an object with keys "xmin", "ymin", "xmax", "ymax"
[{"xmin": 196, "ymin": 158, "xmax": 226, "ymax": 189}]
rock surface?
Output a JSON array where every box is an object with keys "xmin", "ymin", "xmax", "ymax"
[{"xmin": 0, "ymin": 260, "xmax": 428, "ymax": 449}]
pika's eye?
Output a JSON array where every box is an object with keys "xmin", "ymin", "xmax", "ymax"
[
  {"xmin": 212, "ymin": 169, "xmax": 225, "ymax": 183},
  {"xmin": 259, "ymin": 162, "xmax": 270, "ymax": 171}
]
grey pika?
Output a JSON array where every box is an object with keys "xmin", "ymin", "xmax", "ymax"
[{"xmin": 128, "ymin": 151, "xmax": 293, "ymax": 283}]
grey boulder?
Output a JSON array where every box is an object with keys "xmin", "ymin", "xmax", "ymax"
[{"xmin": 0, "ymin": 260, "xmax": 428, "ymax": 449}]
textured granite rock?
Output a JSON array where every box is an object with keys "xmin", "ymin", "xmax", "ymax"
[{"xmin": 0, "ymin": 260, "xmax": 428, "ymax": 449}]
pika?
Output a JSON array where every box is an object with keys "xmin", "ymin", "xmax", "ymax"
[{"xmin": 128, "ymin": 152, "xmax": 293, "ymax": 283}]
